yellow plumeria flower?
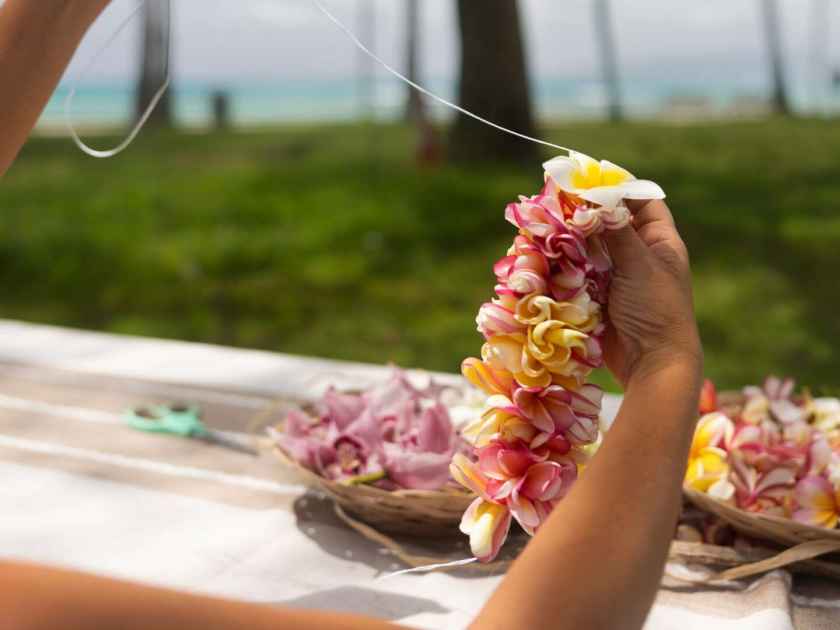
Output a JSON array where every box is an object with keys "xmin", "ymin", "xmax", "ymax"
[
  {"xmin": 515, "ymin": 291, "xmax": 601, "ymax": 333},
  {"xmin": 684, "ymin": 412, "xmax": 735, "ymax": 500},
  {"xmin": 543, "ymin": 151, "xmax": 665, "ymax": 213}
]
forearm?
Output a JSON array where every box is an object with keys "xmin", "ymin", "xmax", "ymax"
[
  {"xmin": 1, "ymin": 560, "xmax": 397, "ymax": 630},
  {"xmin": 0, "ymin": 0, "xmax": 109, "ymax": 176},
  {"xmin": 476, "ymin": 358, "xmax": 702, "ymax": 630}
]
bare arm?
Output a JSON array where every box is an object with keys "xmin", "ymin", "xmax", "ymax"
[
  {"xmin": 474, "ymin": 199, "xmax": 703, "ymax": 630},
  {"xmin": 1, "ymin": 560, "xmax": 397, "ymax": 630},
  {"xmin": 0, "ymin": 0, "xmax": 109, "ymax": 176}
]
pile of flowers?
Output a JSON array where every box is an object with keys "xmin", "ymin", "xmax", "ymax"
[
  {"xmin": 270, "ymin": 368, "xmax": 471, "ymax": 491},
  {"xmin": 685, "ymin": 377, "xmax": 840, "ymax": 529},
  {"xmin": 451, "ymin": 152, "xmax": 666, "ymax": 561}
]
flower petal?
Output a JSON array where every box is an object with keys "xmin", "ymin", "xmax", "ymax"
[{"xmin": 619, "ymin": 179, "xmax": 666, "ymax": 200}]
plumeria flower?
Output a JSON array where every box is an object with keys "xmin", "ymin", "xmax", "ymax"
[
  {"xmin": 476, "ymin": 294, "xmax": 526, "ymax": 338},
  {"xmin": 505, "ymin": 179, "xmax": 588, "ymax": 263},
  {"xmin": 481, "ymin": 328, "xmax": 601, "ymax": 390},
  {"xmin": 729, "ymin": 452, "xmax": 797, "ymax": 515},
  {"xmin": 810, "ymin": 397, "xmax": 840, "ymax": 433},
  {"xmin": 743, "ymin": 375, "xmax": 807, "ymax": 425},
  {"xmin": 512, "ymin": 384, "xmax": 602, "ymax": 446},
  {"xmin": 450, "ymin": 453, "xmax": 513, "ymax": 561},
  {"xmin": 514, "ymin": 291, "xmax": 602, "ymax": 334},
  {"xmin": 525, "ymin": 321, "xmax": 603, "ymax": 381},
  {"xmin": 793, "ymin": 475, "xmax": 840, "ymax": 529},
  {"xmin": 494, "ymin": 235, "xmax": 550, "ymax": 296},
  {"xmin": 461, "ymin": 357, "xmax": 515, "ymax": 398},
  {"xmin": 542, "ymin": 151, "xmax": 665, "ymax": 236},
  {"xmin": 684, "ymin": 412, "xmax": 735, "ymax": 500},
  {"xmin": 548, "ymin": 259, "xmax": 588, "ymax": 301},
  {"xmin": 461, "ymin": 395, "xmax": 538, "ymax": 448},
  {"xmin": 477, "ymin": 441, "xmax": 577, "ymax": 536},
  {"xmin": 503, "ymin": 459, "xmax": 577, "ymax": 536}
]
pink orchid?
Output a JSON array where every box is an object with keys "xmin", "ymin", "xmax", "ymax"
[{"xmin": 793, "ymin": 475, "xmax": 840, "ymax": 529}]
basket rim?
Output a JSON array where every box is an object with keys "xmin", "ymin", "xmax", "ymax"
[{"xmin": 684, "ymin": 487, "xmax": 840, "ymax": 541}]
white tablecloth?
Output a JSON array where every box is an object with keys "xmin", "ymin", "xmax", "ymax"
[{"xmin": 0, "ymin": 320, "xmax": 836, "ymax": 629}]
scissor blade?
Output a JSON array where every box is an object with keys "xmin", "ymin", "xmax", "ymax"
[{"xmin": 196, "ymin": 430, "xmax": 259, "ymax": 457}]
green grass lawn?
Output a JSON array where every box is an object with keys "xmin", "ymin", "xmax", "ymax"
[{"xmin": 3, "ymin": 119, "xmax": 839, "ymax": 392}]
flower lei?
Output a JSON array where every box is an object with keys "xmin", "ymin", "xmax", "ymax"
[
  {"xmin": 450, "ymin": 151, "xmax": 666, "ymax": 562},
  {"xmin": 686, "ymin": 377, "xmax": 840, "ymax": 529}
]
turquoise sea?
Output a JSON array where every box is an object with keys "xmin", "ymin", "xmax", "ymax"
[{"xmin": 41, "ymin": 74, "xmax": 838, "ymax": 128}]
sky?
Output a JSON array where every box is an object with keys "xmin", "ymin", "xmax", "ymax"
[{"xmin": 61, "ymin": 0, "xmax": 839, "ymax": 92}]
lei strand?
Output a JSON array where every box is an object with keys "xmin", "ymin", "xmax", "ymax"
[{"xmin": 450, "ymin": 152, "xmax": 665, "ymax": 562}]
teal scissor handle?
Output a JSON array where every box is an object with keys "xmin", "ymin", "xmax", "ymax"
[{"xmin": 125, "ymin": 404, "xmax": 208, "ymax": 438}]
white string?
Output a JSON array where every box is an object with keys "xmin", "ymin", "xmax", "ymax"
[
  {"xmin": 308, "ymin": 0, "xmax": 571, "ymax": 154},
  {"xmin": 378, "ymin": 557, "xmax": 478, "ymax": 579},
  {"xmin": 64, "ymin": 1, "xmax": 171, "ymax": 159},
  {"xmin": 65, "ymin": 0, "xmax": 570, "ymax": 158}
]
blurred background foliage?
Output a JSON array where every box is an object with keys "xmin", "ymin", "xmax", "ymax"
[
  {"xmin": 4, "ymin": 0, "xmax": 840, "ymax": 391},
  {"xmin": 5, "ymin": 117, "xmax": 840, "ymax": 391}
]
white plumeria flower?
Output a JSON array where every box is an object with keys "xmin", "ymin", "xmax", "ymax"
[
  {"xmin": 812, "ymin": 397, "xmax": 840, "ymax": 432},
  {"xmin": 543, "ymin": 151, "xmax": 666, "ymax": 212}
]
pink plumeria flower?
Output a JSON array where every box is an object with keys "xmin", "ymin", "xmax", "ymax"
[
  {"xmin": 543, "ymin": 151, "xmax": 665, "ymax": 236},
  {"xmin": 730, "ymin": 452, "xmax": 797, "ymax": 514},
  {"xmin": 494, "ymin": 235, "xmax": 550, "ymax": 296},
  {"xmin": 476, "ymin": 294, "xmax": 526, "ymax": 338},
  {"xmin": 793, "ymin": 475, "xmax": 840, "ymax": 529},
  {"xmin": 504, "ymin": 459, "xmax": 577, "ymax": 535},
  {"xmin": 512, "ymin": 384, "xmax": 602, "ymax": 446},
  {"xmin": 450, "ymin": 453, "xmax": 513, "ymax": 562},
  {"xmin": 505, "ymin": 179, "xmax": 589, "ymax": 263}
]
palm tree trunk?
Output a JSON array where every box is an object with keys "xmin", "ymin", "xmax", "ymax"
[
  {"xmin": 136, "ymin": 0, "xmax": 173, "ymax": 127},
  {"xmin": 593, "ymin": 0, "xmax": 622, "ymax": 121},
  {"xmin": 450, "ymin": 0, "xmax": 537, "ymax": 163},
  {"xmin": 760, "ymin": 0, "xmax": 791, "ymax": 115},
  {"xmin": 404, "ymin": 0, "xmax": 424, "ymax": 122}
]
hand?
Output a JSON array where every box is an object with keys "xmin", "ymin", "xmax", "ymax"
[{"xmin": 602, "ymin": 199, "xmax": 703, "ymax": 388}]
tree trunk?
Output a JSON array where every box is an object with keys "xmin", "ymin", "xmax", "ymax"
[
  {"xmin": 760, "ymin": 0, "xmax": 791, "ymax": 115},
  {"xmin": 450, "ymin": 0, "xmax": 537, "ymax": 163},
  {"xmin": 136, "ymin": 0, "xmax": 173, "ymax": 127},
  {"xmin": 404, "ymin": 0, "xmax": 424, "ymax": 122},
  {"xmin": 593, "ymin": 0, "xmax": 622, "ymax": 121}
]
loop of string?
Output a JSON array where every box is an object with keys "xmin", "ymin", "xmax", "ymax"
[
  {"xmin": 65, "ymin": 1, "xmax": 171, "ymax": 159},
  {"xmin": 65, "ymin": 0, "xmax": 571, "ymax": 159}
]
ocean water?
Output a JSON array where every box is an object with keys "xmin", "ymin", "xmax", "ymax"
[{"xmin": 42, "ymin": 74, "xmax": 837, "ymax": 129}]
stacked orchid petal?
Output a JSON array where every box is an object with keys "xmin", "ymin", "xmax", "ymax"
[
  {"xmin": 270, "ymin": 369, "xmax": 472, "ymax": 491},
  {"xmin": 686, "ymin": 377, "xmax": 840, "ymax": 529},
  {"xmin": 452, "ymin": 152, "xmax": 666, "ymax": 562}
]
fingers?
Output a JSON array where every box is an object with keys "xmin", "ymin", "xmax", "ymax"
[
  {"xmin": 627, "ymin": 198, "xmax": 675, "ymax": 230},
  {"xmin": 626, "ymin": 198, "xmax": 682, "ymax": 249},
  {"xmin": 603, "ymin": 223, "xmax": 646, "ymax": 271}
]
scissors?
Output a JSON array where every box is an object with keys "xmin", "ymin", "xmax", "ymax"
[{"xmin": 125, "ymin": 403, "xmax": 259, "ymax": 457}]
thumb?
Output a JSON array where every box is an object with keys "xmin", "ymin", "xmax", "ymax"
[{"xmin": 603, "ymin": 223, "xmax": 647, "ymax": 272}]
